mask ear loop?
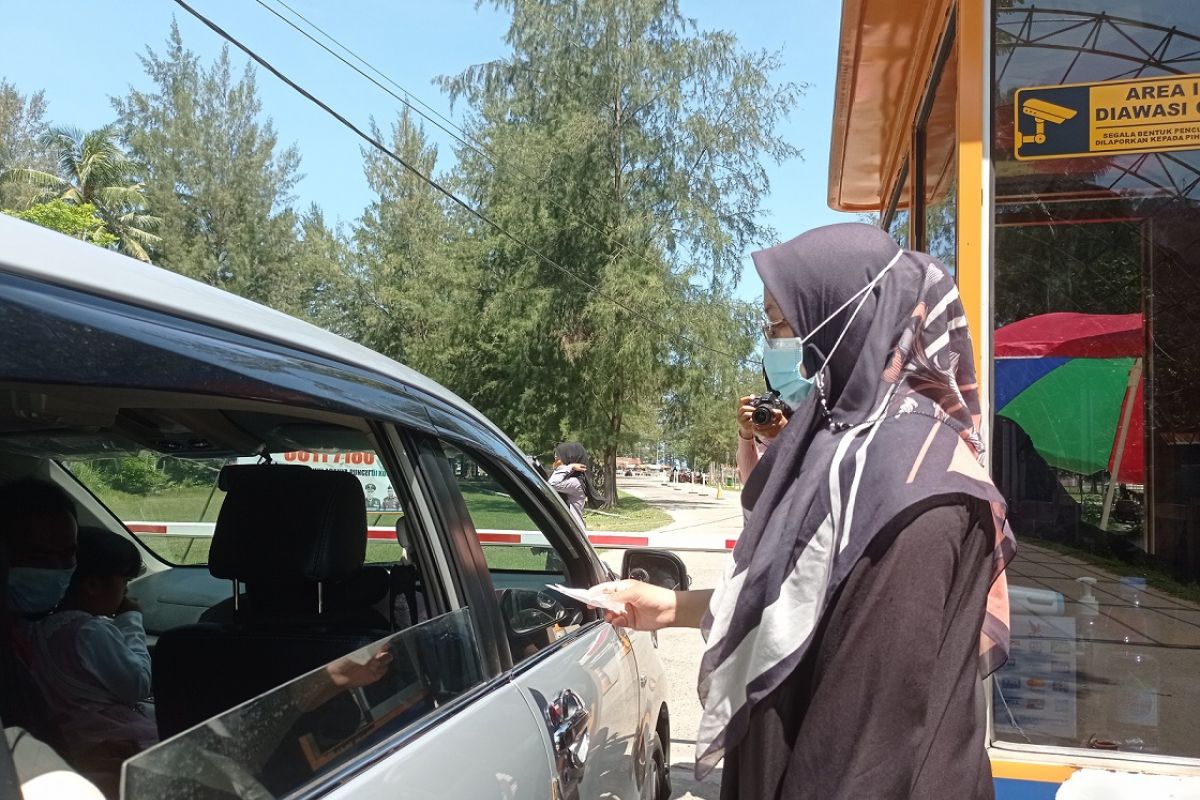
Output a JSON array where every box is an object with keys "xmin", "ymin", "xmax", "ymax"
[
  {"xmin": 809, "ymin": 249, "xmax": 904, "ymax": 430},
  {"xmin": 800, "ymin": 249, "xmax": 905, "ymax": 346}
]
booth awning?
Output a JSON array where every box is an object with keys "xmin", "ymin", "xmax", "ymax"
[{"xmin": 828, "ymin": 0, "xmax": 954, "ymax": 211}]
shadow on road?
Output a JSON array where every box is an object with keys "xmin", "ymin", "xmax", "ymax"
[{"xmin": 670, "ymin": 760, "xmax": 722, "ymax": 800}]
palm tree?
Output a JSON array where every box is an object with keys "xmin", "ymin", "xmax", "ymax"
[{"xmin": 2, "ymin": 126, "xmax": 161, "ymax": 261}]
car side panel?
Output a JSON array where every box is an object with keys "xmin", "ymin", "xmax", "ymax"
[
  {"xmin": 512, "ymin": 622, "xmax": 645, "ymax": 800},
  {"xmin": 319, "ymin": 683, "xmax": 555, "ymax": 800}
]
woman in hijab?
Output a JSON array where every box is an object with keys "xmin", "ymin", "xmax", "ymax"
[
  {"xmin": 548, "ymin": 442, "xmax": 604, "ymax": 529},
  {"xmin": 602, "ymin": 223, "xmax": 1015, "ymax": 799}
]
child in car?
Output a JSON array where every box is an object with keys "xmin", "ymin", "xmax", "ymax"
[{"xmin": 28, "ymin": 527, "xmax": 156, "ymax": 773}]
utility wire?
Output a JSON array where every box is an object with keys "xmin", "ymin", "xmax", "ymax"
[
  {"xmin": 173, "ymin": 0, "xmax": 753, "ymax": 365},
  {"xmin": 254, "ymin": 0, "xmax": 759, "ymax": 340}
]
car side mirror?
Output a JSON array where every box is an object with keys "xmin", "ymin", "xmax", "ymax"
[
  {"xmin": 500, "ymin": 588, "xmax": 569, "ymax": 637},
  {"xmin": 622, "ymin": 548, "xmax": 690, "ymax": 591}
]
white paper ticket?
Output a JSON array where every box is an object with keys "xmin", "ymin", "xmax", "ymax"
[{"xmin": 547, "ymin": 583, "xmax": 626, "ymax": 614}]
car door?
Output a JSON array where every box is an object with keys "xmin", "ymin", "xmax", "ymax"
[
  {"xmin": 120, "ymin": 423, "xmax": 560, "ymax": 800},
  {"xmin": 416, "ymin": 436, "xmax": 648, "ymax": 800}
]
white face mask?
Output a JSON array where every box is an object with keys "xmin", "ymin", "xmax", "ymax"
[{"xmin": 6, "ymin": 566, "xmax": 74, "ymax": 614}]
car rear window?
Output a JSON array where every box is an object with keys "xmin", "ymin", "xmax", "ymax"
[{"xmin": 65, "ymin": 449, "xmax": 410, "ymax": 566}]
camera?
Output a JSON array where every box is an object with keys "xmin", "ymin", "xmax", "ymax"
[
  {"xmin": 1021, "ymin": 98, "xmax": 1077, "ymax": 126},
  {"xmin": 750, "ymin": 391, "xmax": 785, "ymax": 427}
]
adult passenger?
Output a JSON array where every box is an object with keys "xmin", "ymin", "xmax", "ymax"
[
  {"xmin": 602, "ymin": 223, "xmax": 1015, "ymax": 799},
  {"xmin": 0, "ymin": 477, "xmax": 79, "ymax": 617},
  {"xmin": 0, "ymin": 477, "xmax": 78, "ymax": 748},
  {"xmin": 1, "ymin": 521, "xmax": 104, "ymax": 800}
]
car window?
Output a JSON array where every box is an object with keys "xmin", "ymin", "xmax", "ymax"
[
  {"xmin": 437, "ymin": 443, "xmax": 598, "ymax": 664},
  {"xmin": 439, "ymin": 444, "xmax": 568, "ymax": 575},
  {"xmin": 122, "ymin": 608, "xmax": 484, "ymax": 799},
  {"xmin": 65, "ymin": 448, "xmax": 413, "ymax": 566}
]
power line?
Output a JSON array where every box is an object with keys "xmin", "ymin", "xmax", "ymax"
[
  {"xmin": 253, "ymin": 0, "xmax": 757, "ymax": 336},
  {"xmin": 173, "ymin": 0, "xmax": 753, "ymax": 365}
]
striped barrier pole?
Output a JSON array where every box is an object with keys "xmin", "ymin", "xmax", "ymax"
[{"xmin": 126, "ymin": 521, "xmax": 741, "ymax": 553}]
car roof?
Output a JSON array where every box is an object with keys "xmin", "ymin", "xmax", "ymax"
[{"xmin": 0, "ymin": 214, "xmax": 517, "ymax": 451}]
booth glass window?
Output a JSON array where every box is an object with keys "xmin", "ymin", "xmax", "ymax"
[
  {"xmin": 919, "ymin": 31, "xmax": 958, "ymax": 276},
  {"xmin": 991, "ymin": 0, "xmax": 1200, "ymax": 759},
  {"xmin": 885, "ymin": 162, "xmax": 912, "ymax": 248}
]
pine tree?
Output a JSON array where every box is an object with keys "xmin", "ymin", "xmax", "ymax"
[
  {"xmin": 440, "ymin": 0, "xmax": 800, "ymax": 500},
  {"xmin": 0, "ymin": 79, "xmax": 54, "ymax": 209},
  {"xmin": 352, "ymin": 110, "xmax": 467, "ymax": 383},
  {"xmin": 113, "ymin": 22, "xmax": 308, "ymax": 313}
]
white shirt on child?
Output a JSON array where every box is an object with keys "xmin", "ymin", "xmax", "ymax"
[{"xmin": 29, "ymin": 610, "xmax": 156, "ymax": 753}]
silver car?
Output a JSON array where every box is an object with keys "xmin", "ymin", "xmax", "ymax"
[{"xmin": 0, "ymin": 215, "xmax": 678, "ymax": 799}]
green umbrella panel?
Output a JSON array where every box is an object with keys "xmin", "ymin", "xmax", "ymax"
[{"xmin": 997, "ymin": 356, "xmax": 1134, "ymax": 477}]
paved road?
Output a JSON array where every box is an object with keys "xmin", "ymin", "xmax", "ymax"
[{"xmin": 604, "ymin": 477, "xmax": 745, "ymax": 799}]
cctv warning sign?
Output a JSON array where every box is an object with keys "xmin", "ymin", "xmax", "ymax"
[{"xmin": 1014, "ymin": 74, "xmax": 1200, "ymax": 160}]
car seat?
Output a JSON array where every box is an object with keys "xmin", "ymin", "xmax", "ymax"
[{"xmin": 153, "ymin": 464, "xmax": 390, "ymax": 739}]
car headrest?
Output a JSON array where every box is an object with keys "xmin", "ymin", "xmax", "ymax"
[{"xmin": 209, "ymin": 464, "xmax": 368, "ymax": 583}]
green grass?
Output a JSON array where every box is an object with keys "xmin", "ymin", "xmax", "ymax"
[
  {"xmin": 459, "ymin": 485, "xmax": 541, "ymax": 530},
  {"xmin": 94, "ymin": 484, "xmax": 226, "ymax": 523},
  {"xmin": 482, "ymin": 545, "xmax": 563, "ymax": 572},
  {"xmin": 141, "ymin": 537, "xmax": 212, "ymax": 566},
  {"xmin": 583, "ymin": 491, "xmax": 671, "ymax": 532},
  {"xmin": 365, "ymin": 541, "xmax": 406, "ymax": 563}
]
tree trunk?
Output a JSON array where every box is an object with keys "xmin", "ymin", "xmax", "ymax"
[
  {"xmin": 604, "ymin": 388, "xmax": 623, "ymax": 509},
  {"xmin": 604, "ymin": 444, "xmax": 618, "ymax": 510}
]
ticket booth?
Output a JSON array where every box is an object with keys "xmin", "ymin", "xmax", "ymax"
[{"xmin": 829, "ymin": 0, "xmax": 1200, "ymax": 794}]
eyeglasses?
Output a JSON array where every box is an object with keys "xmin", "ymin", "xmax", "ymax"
[{"xmin": 761, "ymin": 317, "xmax": 789, "ymax": 338}]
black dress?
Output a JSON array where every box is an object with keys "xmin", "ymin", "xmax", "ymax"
[{"xmin": 720, "ymin": 502, "xmax": 995, "ymax": 800}]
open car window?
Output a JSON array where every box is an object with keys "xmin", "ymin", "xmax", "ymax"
[
  {"xmin": 438, "ymin": 443, "xmax": 568, "ymax": 576},
  {"xmin": 122, "ymin": 608, "xmax": 483, "ymax": 799}
]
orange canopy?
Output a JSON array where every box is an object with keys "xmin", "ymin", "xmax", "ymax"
[{"xmin": 828, "ymin": 0, "xmax": 955, "ymax": 211}]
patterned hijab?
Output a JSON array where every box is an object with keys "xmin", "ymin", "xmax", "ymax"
[{"xmin": 695, "ymin": 223, "xmax": 1015, "ymax": 776}]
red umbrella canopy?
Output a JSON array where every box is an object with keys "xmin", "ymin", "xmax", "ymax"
[{"xmin": 995, "ymin": 312, "xmax": 1143, "ymax": 358}]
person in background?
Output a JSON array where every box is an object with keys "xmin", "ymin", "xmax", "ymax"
[
  {"xmin": 29, "ymin": 527, "xmax": 157, "ymax": 765},
  {"xmin": 600, "ymin": 223, "xmax": 1015, "ymax": 799},
  {"xmin": 548, "ymin": 442, "xmax": 603, "ymax": 529},
  {"xmin": 736, "ymin": 392, "xmax": 788, "ymax": 484}
]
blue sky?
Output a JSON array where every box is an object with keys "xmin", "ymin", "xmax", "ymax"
[{"xmin": 1, "ymin": 0, "xmax": 852, "ymax": 302}]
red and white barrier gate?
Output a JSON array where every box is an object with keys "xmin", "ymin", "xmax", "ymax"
[{"xmin": 125, "ymin": 522, "xmax": 739, "ymax": 553}]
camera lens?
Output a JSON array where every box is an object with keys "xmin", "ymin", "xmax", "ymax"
[{"xmin": 751, "ymin": 405, "xmax": 772, "ymax": 426}]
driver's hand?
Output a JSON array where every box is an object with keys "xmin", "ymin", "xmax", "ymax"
[{"xmin": 591, "ymin": 580, "xmax": 677, "ymax": 631}]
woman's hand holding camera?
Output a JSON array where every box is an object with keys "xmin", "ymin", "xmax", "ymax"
[{"xmin": 738, "ymin": 395, "xmax": 787, "ymax": 441}]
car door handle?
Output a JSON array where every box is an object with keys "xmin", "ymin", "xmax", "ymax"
[{"xmin": 548, "ymin": 689, "xmax": 590, "ymax": 772}]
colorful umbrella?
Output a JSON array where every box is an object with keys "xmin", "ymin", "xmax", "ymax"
[{"xmin": 994, "ymin": 312, "xmax": 1144, "ymax": 487}]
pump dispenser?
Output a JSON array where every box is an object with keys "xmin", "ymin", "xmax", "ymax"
[{"xmin": 1077, "ymin": 577, "xmax": 1100, "ymax": 625}]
